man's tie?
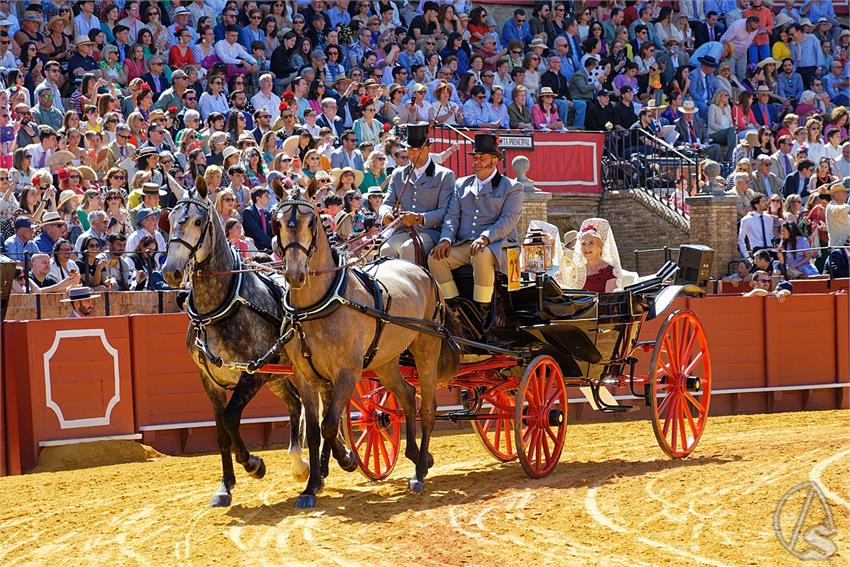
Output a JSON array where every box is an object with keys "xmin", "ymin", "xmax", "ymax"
[
  {"xmin": 761, "ymin": 104, "xmax": 770, "ymax": 126},
  {"xmin": 37, "ymin": 152, "xmax": 45, "ymax": 168},
  {"xmin": 260, "ymin": 208, "xmax": 268, "ymax": 235},
  {"xmin": 783, "ymin": 154, "xmax": 792, "ymax": 177},
  {"xmin": 688, "ymin": 121, "xmax": 697, "ymax": 143},
  {"xmin": 763, "ymin": 174, "xmax": 772, "ymax": 196},
  {"xmin": 708, "ymin": 26, "xmax": 715, "ymax": 42},
  {"xmin": 759, "ymin": 213, "xmax": 769, "ymax": 248}
]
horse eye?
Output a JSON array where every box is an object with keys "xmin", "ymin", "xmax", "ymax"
[{"xmin": 194, "ymin": 219, "xmax": 202, "ymax": 227}]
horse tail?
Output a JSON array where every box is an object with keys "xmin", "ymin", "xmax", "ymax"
[{"xmin": 437, "ymin": 303, "xmax": 461, "ymax": 381}]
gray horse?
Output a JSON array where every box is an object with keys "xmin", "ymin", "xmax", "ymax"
[
  {"xmin": 275, "ymin": 186, "xmax": 460, "ymax": 508},
  {"xmin": 162, "ymin": 184, "xmax": 309, "ymax": 507}
]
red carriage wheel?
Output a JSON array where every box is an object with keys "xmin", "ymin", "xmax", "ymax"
[
  {"xmin": 514, "ymin": 355, "xmax": 568, "ymax": 478},
  {"xmin": 343, "ymin": 378, "xmax": 403, "ymax": 480},
  {"xmin": 648, "ymin": 310, "xmax": 712, "ymax": 458},
  {"xmin": 471, "ymin": 385, "xmax": 518, "ymax": 462}
]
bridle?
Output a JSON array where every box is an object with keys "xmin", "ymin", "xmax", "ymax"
[
  {"xmin": 167, "ymin": 197, "xmax": 212, "ymax": 268},
  {"xmin": 277, "ymin": 196, "xmax": 319, "ymax": 259}
]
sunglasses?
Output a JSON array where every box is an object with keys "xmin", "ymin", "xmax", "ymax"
[
  {"xmin": 0, "ymin": 176, "xmax": 8, "ymax": 181},
  {"xmin": 69, "ymin": 174, "xmax": 81, "ymax": 179},
  {"xmin": 222, "ymin": 197, "xmax": 235, "ymax": 202},
  {"xmin": 112, "ymin": 175, "xmax": 125, "ymax": 181},
  {"xmin": 117, "ymin": 134, "xmax": 130, "ymax": 140}
]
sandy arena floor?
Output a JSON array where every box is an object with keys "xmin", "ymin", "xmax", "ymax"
[{"xmin": 0, "ymin": 410, "xmax": 848, "ymax": 566}]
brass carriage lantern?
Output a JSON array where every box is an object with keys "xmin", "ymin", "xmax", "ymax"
[{"xmin": 522, "ymin": 229, "xmax": 554, "ymax": 273}]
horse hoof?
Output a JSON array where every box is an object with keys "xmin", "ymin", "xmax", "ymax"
[
  {"xmin": 247, "ymin": 456, "xmax": 266, "ymax": 479},
  {"xmin": 295, "ymin": 494, "xmax": 317, "ymax": 509},
  {"xmin": 210, "ymin": 490, "xmax": 232, "ymax": 507},
  {"xmin": 340, "ymin": 453, "xmax": 359, "ymax": 473},
  {"xmin": 408, "ymin": 479, "xmax": 425, "ymax": 494}
]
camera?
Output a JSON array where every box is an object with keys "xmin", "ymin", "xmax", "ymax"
[{"xmin": 275, "ymin": 130, "xmax": 288, "ymax": 141}]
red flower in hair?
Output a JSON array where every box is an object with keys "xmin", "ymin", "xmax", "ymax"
[
  {"xmin": 282, "ymin": 89, "xmax": 295, "ymax": 101},
  {"xmin": 57, "ymin": 167, "xmax": 69, "ymax": 181},
  {"xmin": 359, "ymin": 95, "xmax": 373, "ymax": 108},
  {"xmin": 279, "ymin": 101, "xmax": 290, "ymax": 111},
  {"xmin": 581, "ymin": 224, "xmax": 597, "ymax": 233},
  {"xmin": 139, "ymin": 82, "xmax": 151, "ymax": 91},
  {"xmin": 30, "ymin": 174, "xmax": 38, "ymax": 184},
  {"xmin": 167, "ymin": 106, "xmax": 178, "ymax": 114},
  {"xmin": 382, "ymin": 122, "xmax": 391, "ymax": 132}
]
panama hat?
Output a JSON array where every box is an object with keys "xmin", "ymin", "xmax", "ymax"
[
  {"xmin": 74, "ymin": 35, "xmax": 93, "ymax": 46},
  {"xmin": 135, "ymin": 207, "xmax": 160, "ymax": 227},
  {"xmin": 39, "ymin": 211, "xmax": 65, "ymax": 227},
  {"xmin": 281, "ymin": 135, "xmax": 303, "ymax": 158},
  {"xmin": 365, "ymin": 186, "xmax": 384, "ymax": 197},
  {"xmin": 142, "ymin": 182, "xmax": 167, "ymax": 196},
  {"xmin": 679, "ymin": 100, "xmax": 698, "ymax": 114},
  {"xmin": 330, "ymin": 167, "xmax": 364, "ymax": 188},
  {"xmin": 46, "ymin": 150, "xmax": 76, "ymax": 168},
  {"xmin": 538, "ymin": 86, "xmax": 556, "ymax": 97},
  {"xmin": 77, "ymin": 165, "xmax": 97, "ymax": 181},
  {"xmin": 56, "ymin": 190, "xmax": 82, "ymax": 210},
  {"xmin": 222, "ymin": 145, "xmax": 240, "ymax": 161},
  {"xmin": 828, "ymin": 178, "xmax": 850, "ymax": 194},
  {"xmin": 334, "ymin": 209, "xmax": 353, "ymax": 239},
  {"xmin": 61, "ymin": 286, "xmax": 101, "ymax": 303}
]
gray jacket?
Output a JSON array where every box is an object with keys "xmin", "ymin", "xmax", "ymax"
[
  {"xmin": 379, "ymin": 159, "xmax": 455, "ymax": 244},
  {"xmin": 440, "ymin": 172, "xmax": 523, "ymax": 273}
]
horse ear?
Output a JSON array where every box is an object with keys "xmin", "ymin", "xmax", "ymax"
[
  {"xmin": 270, "ymin": 177, "xmax": 285, "ymax": 201},
  {"xmin": 306, "ymin": 178, "xmax": 320, "ymax": 200},
  {"xmin": 195, "ymin": 175, "xmax": 209, "ymax": 200}
]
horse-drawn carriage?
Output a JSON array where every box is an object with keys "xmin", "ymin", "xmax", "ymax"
[
  {"xmin": 320, "ymin": 257, "xmax": 712, "ymax": 481},
  {"xmin": 163, "ymin": 179, "xmax": 714, "ymax": 507}
]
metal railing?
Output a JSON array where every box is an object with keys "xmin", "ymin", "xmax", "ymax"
[
  {"xmin": 429, "ymin": 124, "xmax": 476, "ymax": 177},
  {"xmin": 602, "ymin": 129, "xmax": 700, "ymax": 220}
]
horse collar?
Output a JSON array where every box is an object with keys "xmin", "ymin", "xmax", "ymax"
[{"xmin": 282, "ymin": 256, "xmax": 349, "ymax": 321}]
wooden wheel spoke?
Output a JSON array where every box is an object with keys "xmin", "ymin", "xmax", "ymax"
[
  {"xmin": 683, "ymin": 350, "xmax": 704, "ymax": 377},
  {"xmin": 494, "ymin": 416, "xmax": 503, "ymax": 449},
  {"xmin": 376, "ymin": 433, "xmax": 390, "ymax": 471},
  {"xmin": 349, "ymin": 396, "xmax": 369, "ymax": 416},
  {"xmin": 363, "ymin": 433, "xmax": 374, "ymax": 466},
  {"xmin": 662, "ymin": 392, "xmax": 677, "ymax": 437},
  {"xmin": 680, "ymin": 323, "xmax": 698, "ymax": 371},
  {"xmin": 522, "ymin": 421, "xmax": 535, "ymax": 445},
  {"xmin": 657, "ymin": 390, "xmax": 674, "ymax": 417},
  {"xmin": 541, "ymin": 429, "xmax": 552, "ymax": 463},
  {"xmin": 682, "ymin": 389, "xmax": 703, "ymax": 411},
  {"xmin": 354, "ymin": 427, "xmax": 368, "ymax": 450},
  {"xmin": 544, "ymin": 422, "xmax": 559, "ymax": 445},
  {"xmin": 379, "ymin": 425, "xmax": 395, "ymax": 445},
  {"xmin": 681, "ymin": 395, "xmax": 699, "ymax": 440},
  {"xmin": 481, "ymin": 417, "xmax": 493, "ymax": 434},
  {"xmin": 669, "ymin": 396, "xmax": 679, "ymax": 451},
  {"xmin": 678, "ymin": 405, "xmax": 688, "ymax": 450},
  {"xmin": 663, "ymin": 336, "xmax": 681, "ymax": 377},
  {"xmin": 505, "ymin": 420, "xmax": 514, "ymax": 454}
]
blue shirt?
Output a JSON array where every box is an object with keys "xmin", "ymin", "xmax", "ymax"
[
  {"xmin": 239, "ymin": 27, "xmax": 264, "ymax": 51},
  {"xmin": 791, "ymin": 34, "xmax": 822, "ymax": 68},
  {"xmin": 33, "ymin": 232, "xmax": 57, "ymax": 254},
  {"xmin": 501, "ymin": 19, "xmax": 531, "ymax": 46},
  {"xmin": 704, "ymin": 0, "xmax": 738, "ymax": 14},
  {"xmin": 327, "ymin": 6, "xmax": 351, "ymax": 29},
  {"xmin": 803, "ymin": 0, "xmax": 836, "ymax": 21},
  {"xmin": 462, "ymin": 99, "xmax": 490, "ymax": 126},
  {"xmin": 689, "ymin": 42, "xmax": 725, "ymax": 67},
  {"xmin": 2, "ymin": 234, "xmax": 39, "ymax": 262}
]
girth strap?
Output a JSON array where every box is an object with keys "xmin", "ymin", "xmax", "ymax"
[{"xmin": 352, "ymin": 267, "xmax": 392, "ymax": 368}]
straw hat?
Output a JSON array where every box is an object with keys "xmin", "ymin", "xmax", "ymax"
[
  {"xmin": 46, "ymin": 150, "xmax": 76, "ymax": 168},
  {"xmin": 334, "ymin": 210, "xmax": 353, "ymax": 239},
  {"xmin": 679, "ymin": 100, "xmax": 698, "ymax": 114},
  {"xmin": 222, "ymin": 146, "xmax": 240, "ymax": 161},
  {"xmin": 47, "ymin": 15, "xmax": 66, "ymax": 31},
  {"xmin": 281, "ymin": 135, "xmax": 303, "ymax": 159},
  {"xmin": 330, "ymin": 167, "xmax": 364, "ymax": 188},
  {"xmin": 56, "ymin": 190, "xmax": 81, "ymax": 210},
  {"xmin": 77, "ymin": 165, "xmax": 97, "ymax": 181},
  {"xmin": 827, "ymin": 178, "xmax": 850, "ymax": 195},
  {"xmin": 39, "ymin": 211, "xmax": 65, "ymax": 227}
]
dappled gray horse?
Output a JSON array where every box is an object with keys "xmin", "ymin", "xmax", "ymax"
[
  {"xmin": 275, "ymin": 186, "xmax": 459, "ymax": 508},
  {"xmin": 162, "ymin": 185, "xmax": 309, "ymax": 507}
]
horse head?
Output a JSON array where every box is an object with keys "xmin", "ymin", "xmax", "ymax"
[
  {"xmin": 163, "ymin": 180, "xmax": 216, "ymax": 286},
  {"xmin": 275, "ymin": 185, "xmax": 319, "ymax": 289}
]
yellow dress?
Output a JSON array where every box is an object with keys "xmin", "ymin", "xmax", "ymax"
[{"xmin": 772, "ymin": 42, "xmax": 791, "ymax": 62}]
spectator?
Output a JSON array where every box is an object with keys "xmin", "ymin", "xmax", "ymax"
[
  {"xmin": 778, "ymin": 221, "xmax": 819, "ymax": 277},
  {"xmin": 825, "ymin": 179, "xmax": 850, "ymax": 247},
  {"xmin": 752, "ymin": 155, "xmax": 783, "ymax": 197},
  {"xmin": 707, "ymin": 89, "xmax": 737, "ymax": 161},
  {"xmin": 809, "ymin": 157, "xmax": 837, "ymax": 196},
  {"xmin": 729, "ymin": 173, "xmax": 760, "ymax": 220}
]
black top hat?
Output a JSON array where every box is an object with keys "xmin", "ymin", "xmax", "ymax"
[
  {"xmin": 400, "ymin": 122, "xmax": 431, "ymax": 148},
  {"xmin": 468, "ymin": 133, "xmax": 501, "ymax": 156}
]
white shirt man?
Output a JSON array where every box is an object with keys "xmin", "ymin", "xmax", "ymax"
[
  {"xmin": 250, "ymin": 74, "xmax": 282, "ymax": 123},
  {"xmin": 214, "ymin": 28, "xmax": 258, "ymax": 69},
  {"xmin": 825, "ymin": 181, "xmax": 850, "ymax": 247},
  {"xmin": 738, "ymin": 195, "xmax": 774, "ymax": 257}
]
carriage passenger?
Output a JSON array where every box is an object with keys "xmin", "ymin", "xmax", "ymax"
[
  {"xmin": 379, "ymin": 122, "xmax": 456, "ymax": 262},
  {"xmin": 559, "ymin": 218, "xmax": 632, "ymax": 293},
  {"xmin": 429, "ymin": 133, "xmax": 523, "ymax": 313}
]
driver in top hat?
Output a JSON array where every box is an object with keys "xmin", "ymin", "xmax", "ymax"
[
  {"xmin": 429, "ymin": 133, "xmax": 523, "ymax": 312},
  {"xmin": 379, "ymin": 122, "xmax": 455, "ymax": 261}
]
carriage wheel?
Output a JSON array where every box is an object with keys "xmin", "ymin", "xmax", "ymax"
[
  {"xmin": 514, "ymin": 355, "xmax": 568, "ymax": 478},
  {"xmin": 471, "ymin": 385, "xmax": 518, "ymax": 462},
  {"xmin": 343, "ymin": 378, "xmax": 403, "ymax": 480},
  {"xmin": 648, "ymin": 310, "xmax": 712, "ymax": 459}
]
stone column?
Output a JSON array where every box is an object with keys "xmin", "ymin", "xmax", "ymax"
[
  {"xmin": 512, "ymin": 155, "xmax": 552, "ymax": 238},
  {"xmin": 686, "ymin": 194, "xmax": 739, "ymax": 279}
]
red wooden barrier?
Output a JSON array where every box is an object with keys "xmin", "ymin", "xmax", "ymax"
[
  {"xmin": 0, "ymin": 323, "xmax": 5, "ymax": 476},
  {"xmin": 129, "ymin": 313, "xmax": 295, "ymax": 454},
  {"xmin": 3, "ymin": 317, "xmax": 136, "ymax": 474}
]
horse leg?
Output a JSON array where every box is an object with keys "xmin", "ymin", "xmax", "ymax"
[
  {"xmin": 267, "ymin": 377, "xmax": 309, "ymax": 482},
  {"xmin": 200, "ymin": 376, "xmax": 236, "ymax": 507},
  {"xmin": 294, "ymin": 382, "xmax": 325, "ymax": 509},
  {"xmin": 320, "ymin": 368, "xmax": 358, "ymax": 472},
  {"xmin": 408, "ymin": 337, "xmax": 441, "ymax": 494},
  {"xmin": 371, "ymin": 361, "xmax": 419, "ymax": 464},
  {"xmin": 221, "ymin": 373, "xmax": 267, "ymax": 480}
]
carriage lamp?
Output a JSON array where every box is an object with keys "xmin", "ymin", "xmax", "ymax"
[{"xmin": 522, "ymin": 229, "xmax": 553, "ymax": 273}]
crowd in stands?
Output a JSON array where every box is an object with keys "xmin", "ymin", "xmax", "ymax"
[{"xmin": 0, "ymin": 0, "xmax": 848, "ymax": 297}]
